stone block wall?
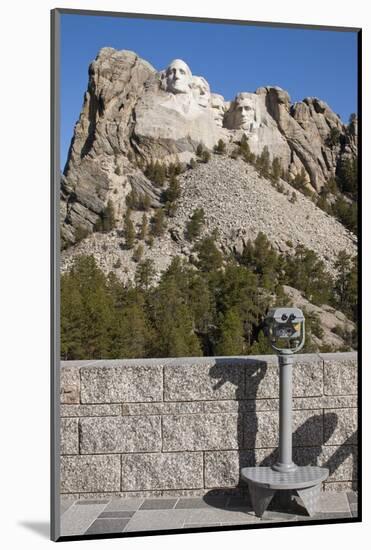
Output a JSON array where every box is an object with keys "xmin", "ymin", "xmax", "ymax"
[{"xmin": 60, "ymin": 352, "xmax": 358, "ymax": 499}]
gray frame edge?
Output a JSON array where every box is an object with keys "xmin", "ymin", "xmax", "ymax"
[
  {"xmin": 51, "ymin": 8, "xmax": 61, "ymax": 543},
  {"xmin": 54, "ymin": 7, "xmax": 361, "ymax": 32}
]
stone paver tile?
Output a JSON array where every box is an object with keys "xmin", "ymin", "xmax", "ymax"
[
  {"xmin": 98, "ymin": 511, "xmax": 135, "ymax": 519},
  {"xmin": 175, "ymin": 496, "xmax": 228, "ymax": 509},
  {"xmin": 221, "ymin": 520, "xmax": 260, "ymax": 526},
  {"xmin": 227, "ymin": 496, "xmax": 251, "ymax": 510},
  {"xmin": 183, "ymin": 523, "xmax": 222, "ymax": 529},
  {"xmin": 315, "ymin": 512, "xmax": 352, "ymax": 519},
  {"xmin": 139, "ymin": 498, "xmax": 178, "ymax": 510},
  {"xmin": 61, "ymin": 503, "xmax": 109, "ymax": 536},
  {"xmin": 104, "ymin": 498, "xmax": 144, "ymax": 512},
  {"xmin": 85, "ymin": 518, "xmax": 130, "ymax": 535},
  {"xmin": 75, "ymin": 499, "xmax": 110, "ymax": 506},
  {"xmin": 124, "ymin": 510, "xmax": 190, "ymax": 532},
  {"xmin": 347, "ymin": 491, "xmax": 358, "ymax": 505},
  {"xmin": 261, "ymin": 509, "xmax": 299, "ymax": 521},
  {"xmin": 60, "ymin": 498, "xmax": 75, "ymax": 516},
  {"xmin": 318, "ymin": 491, "xmax": 350, "ymax": 513},
  {"xmin": 260, "ymin": 516, "xmax": 299, "ymax": 523},
  {"xmin": 186, "ymin": 508, "xmax": 256, "ymax": 524}
]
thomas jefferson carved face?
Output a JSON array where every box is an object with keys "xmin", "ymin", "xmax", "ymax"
[
  {"xmin": 191, "ymin": 76, "xmax": 211, "ymax": 108},
  {"xmin": 165, "ymin": 59, "xmax": 192, "ymax": 94},
  {"xmin": 210, "ymin": 93, "xmax": 227, "ymax": 127}
]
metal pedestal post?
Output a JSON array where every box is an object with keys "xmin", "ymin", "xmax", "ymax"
[
  {"xmin": 272, "ymin": 353, "xmax": 297, "ymax": 473},
  {"xmin": 241, "ymin": 352, "xmax": 329, "ymax": 518}
]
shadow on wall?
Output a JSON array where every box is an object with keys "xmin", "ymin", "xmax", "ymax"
[{"xmin": 204, "ymin": 357, "xmax": 357, "ymax": 507}]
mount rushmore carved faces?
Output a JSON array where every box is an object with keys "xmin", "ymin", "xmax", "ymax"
[{"xmin": 157, "ymin": 59, "xmax": 265, "ymax": 137}]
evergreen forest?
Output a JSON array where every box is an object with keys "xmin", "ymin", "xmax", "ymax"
[{"xmin": 61, "ymin": 233, "xmax": 357, "ymax": 360}]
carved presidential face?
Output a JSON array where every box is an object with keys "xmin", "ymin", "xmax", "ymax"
[
  {"xmin": 210, "ymin": 93, "xmax": 226, "ymax": 127},
  {"xmin": 165, "ymin": 59, "xmax": 192, "ymax": 94},
  {"xmin": 233, "ymin": 94, "xmax": 257, "ymax": 129},
  {"xmin": 191, "ymin": 76, "xmax": 211, "ymax": 108}
]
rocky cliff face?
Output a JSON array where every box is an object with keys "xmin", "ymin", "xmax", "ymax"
[
  {"xmin": 61, "ymin": 155, "xmax": 356, "ymax": 282},
  {"xmin": 61, "ymin": 49, "xmax": 357, "ymax": 248}
]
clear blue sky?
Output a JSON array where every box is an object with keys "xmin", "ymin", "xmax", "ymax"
[{"xmin": 60, "ymin": 13, "xmax": 358, "ymax": 169}]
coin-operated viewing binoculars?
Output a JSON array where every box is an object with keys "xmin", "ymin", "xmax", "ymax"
[
  {"xmin": 265, "ymin": 307, "xmax": 305, "ymax": 355},
  {"xmin": 241, "ymin": 307, "xmax": 329, "ymax": 517}
]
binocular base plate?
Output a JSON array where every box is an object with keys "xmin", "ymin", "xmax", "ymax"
[{"xmin": 241, "ymin": 466, "xmax": 329, "ymax": 517}]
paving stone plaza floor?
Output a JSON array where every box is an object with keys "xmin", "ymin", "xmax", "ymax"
[{"xmin": 60, "ymin": 491, "xmax": 358, "ymax": 537}]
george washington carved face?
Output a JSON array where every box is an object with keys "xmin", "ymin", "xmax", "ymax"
[{"xmin": 164, "ymin": 59, "xmax": 192, "ymax": 94}]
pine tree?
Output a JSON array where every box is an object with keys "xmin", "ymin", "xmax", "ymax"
[
  {"xmin": 240, "ymin": 232, "xmax": 279, "ymax": 290},
  {"xmin": 165, "ymin": 201, "xmax": 178, "ymax": 217},
  {"xmin": 123, "ymin": 208, "xmax": 135, "ymax": 249},
  {"xmin": 153, "ymin": 161, "xmax": 166, "ymax": 186},
  {"xmin": 332, "ymin": 196, "xmax": 357, "ymax": 233},
  {"xmin": 292, "ymin": 168, "xmax": 307, "ymax": 190},
  {"xmin": 256, "ymin": 146, "xmax": 270, "ymax": 178},
  {"xmin": 337, "ymin": 157, "xmax": 357, "ymax": 199},
  {"xmin": 102, "ymin": 200, "xmax": 115, "ymax": 232},
  {"xmin": 282, "ymin": 245, "xmax": 333, "ymax": 305},
  {"xmin": 186, "ymin": 208, "xmax": 205, "ymax": 241},
  {"xmin": 215, "ymin": 308, "xmax": 245, "ymax": 355},
  {"xmin": 145, "ymin": 160, "xmax": 155, "ymax": 180},
  {"xmin": 109, "ymin": 285, "xmax": 152, "ymax": 359},
  {"xmin": 138, "ymin": 213, "xmax": 148, "ymax": 240},
  {"xmin": 216, "ymin": 263, "xmax": 263, "ymax": 348},
  {"xmin": 162, "ymin": 175, "xmax": 181, "ymax": 204},
  {"xmin": 193, "ymin": 235, "xmax": 223, "ymax": 272},
  {"xmin": 289, "ymin": 191, "xmax": 297, "ymax": 203},
  {"xmin": 126, "ymin": 189, "xmax": 138, "ymax": 209},
  {"xmin": 148, "ymin": 277, "xmax": 202, "ymax": 357},
  {"xmin": 271, "ymin": 157, "xmax": 282, "ymax": 182},
  {"xmin": 142, "ymin": 193, "xmax": 151, "ymax": 211},
  {"xmin": 202, "ymin": 150, "xmax": 211, "ymax": 163},
  {"xmin": 151, "ymin": 208, "xmax": 167, "ymax": 237},
  {"xmin": 75, "ymin": 225, "xmax": 89, "ymax": 242},
  {"xmin": 61, "ymin": 272, "xmax": 85, "ymax": 359},
  {"xmin": 214, "ymin": 139, "xmax": 226, "ymax": 154},
  {"xmin": 132, "ymin": 244, "xmax": 144, "ymax": 263},
  {"xmin": 135, "ymin": 259, "xmax": 156, "ymax": 290},
  {"xmin": 326, "ymin": 127, "xmax": 341, "ymax": 147},
  {"xmin": 61, "ymin": 255, "xmax": 114, "ymax": 359},
  {"xmin": 332, "ymin": 250, "xmax": 357, "ymax": 320},
  {"xmin": 196, "ymin": 143, "xmax": 204, "ymax": 157}
]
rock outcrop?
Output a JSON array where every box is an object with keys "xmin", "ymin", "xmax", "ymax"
[
  {"xmin": 258, "ymin": 87, "xmax": 352, "ymax": 190},
  {"xmin": 61, "ymin": 48, "xmax": 156, "ymax": 244},
  {"xmin": 61, "ymin": 48, "xmax": 357, "ymax": 250},
  {"xmin": 61, "ymin": 156, "xmax": 356, "ymax": 282}
]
